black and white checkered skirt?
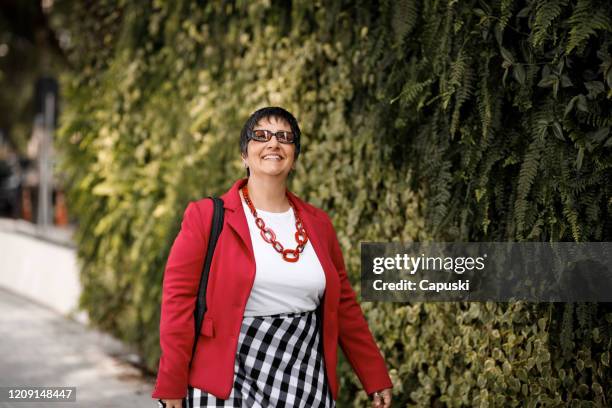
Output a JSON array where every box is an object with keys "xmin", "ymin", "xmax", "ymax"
[{"xmin": 184, "ymin": 308, "xmax": 335, "ymax": 407}]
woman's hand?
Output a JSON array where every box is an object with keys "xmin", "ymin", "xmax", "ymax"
[
  {"xmin": 371, "ymin": 388, "xmax": 392, "ymax": 407},
  {"xmin": 160, "ymin": 398, "xmax": 183, "ymax": 408}
]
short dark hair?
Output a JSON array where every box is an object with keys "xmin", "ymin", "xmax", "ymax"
[{"xmin": 239, "ymin": 106, "xmax": 302, "ymax": 177}]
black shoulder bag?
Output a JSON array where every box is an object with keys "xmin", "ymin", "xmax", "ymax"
[{"xmin": 190, "ymin": 196, "xmax": 224, "ymax": 362}]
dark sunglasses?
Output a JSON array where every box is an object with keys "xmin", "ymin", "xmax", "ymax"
[{"xmin": 248, "ymin": 129, "xmax": 295, "ymax": 144}]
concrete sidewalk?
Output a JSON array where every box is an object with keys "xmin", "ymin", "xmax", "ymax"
[{"xmin": 0, "ymin": 286, "xmax": 155, "ymax": 408}]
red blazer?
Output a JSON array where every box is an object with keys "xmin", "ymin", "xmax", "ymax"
[{"xmin": 152, "ymin": 178, "xmax": 392, "ymax": 401}]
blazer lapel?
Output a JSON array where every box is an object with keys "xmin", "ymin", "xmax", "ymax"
[{"xmin": 220, "ymin": 178, "xmax": 254, "ymax": 262}]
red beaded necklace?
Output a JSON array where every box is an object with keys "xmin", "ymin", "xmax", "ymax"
[{"xmin": 240, "ymin": 184, "xmax": 309, "ymax": 263}]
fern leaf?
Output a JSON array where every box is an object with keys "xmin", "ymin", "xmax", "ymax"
[
  {"xmin": 514, "ymin": 138, "xmax": 542, "ymax": 236},
  {"xmin": 392, "ymin": 0, "xmax": 419, "ymax": 48},
  {"xmin": 450, "ymin": 63, "xmax": 475, "ymax": 137},
  {"xmin": 531, "ymin": 0, "xmax": 569, "ymax": 49},
  {"xmin": 391, "ymin": 79, "xmax": 434, "ymax": 105},
  {"xmin": 562, "ymin": 194, "xmax": 582, "ymax": 241},
  {"xmin": 499, "ymin": 0, "xmax": 516, "ymax": 32},
  {"xmin": 566, "ymin": 0, "xmax": 612, "ymax": 54},
  {"xmin": 478, "ymin": 56, "xmax": 493, "ymax": 141},
  {"xmin": 517, "ymin": 138, "xmax": 542, "ymax": 201}
]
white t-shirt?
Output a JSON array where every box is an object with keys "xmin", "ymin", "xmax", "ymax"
[{"xmin": 240, "ymin": 195, "xmax": 326, "ymax": 317}]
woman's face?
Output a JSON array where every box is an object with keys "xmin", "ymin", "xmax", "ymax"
[{"xmin": 242, "ymin": 116, "xmax": 296, "ymax": 178}]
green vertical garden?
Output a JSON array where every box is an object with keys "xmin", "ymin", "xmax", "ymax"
[{"xmin": 54, "ymin": 0, "xmax": 611, "ymax": 406}]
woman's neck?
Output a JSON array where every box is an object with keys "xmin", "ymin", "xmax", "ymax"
[{"xmin": 244, "ymin": 176, "xmax": 291, "ymax": 213}]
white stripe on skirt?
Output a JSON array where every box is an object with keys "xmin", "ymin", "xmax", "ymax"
[{"xmin": 186, "ymin": 309, "xmax": 335, "ymax": 408}]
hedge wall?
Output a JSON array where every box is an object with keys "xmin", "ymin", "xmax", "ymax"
[{"xmin": 54, "ymin": 0, "xmax": 611, "ymax": 406}]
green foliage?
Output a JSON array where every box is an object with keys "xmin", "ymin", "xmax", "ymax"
[{"xmin": 54, "ymin": 0, "xmax": 612, "ymax": 406}]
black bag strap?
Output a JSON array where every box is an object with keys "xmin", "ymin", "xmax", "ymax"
[{"xmin": 190, "ymin": 196, "xmax": 224, "ymax": 361}]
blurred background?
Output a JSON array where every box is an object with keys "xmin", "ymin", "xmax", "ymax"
[{"xmin": 0, "ymin": 0, "xmax": 611, "ymax": 407}]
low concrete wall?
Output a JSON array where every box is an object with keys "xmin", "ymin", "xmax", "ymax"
[{"xmin": 0, "ymin": 218, "xmax": 87, "ymax": 324}]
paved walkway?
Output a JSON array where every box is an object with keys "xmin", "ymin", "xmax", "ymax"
[{"xmin": 0, "ymin": 286, "xmax": 155, "ymax": 408}]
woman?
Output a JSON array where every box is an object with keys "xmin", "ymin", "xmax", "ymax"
[{"xmin": 152, "ymin": 107, "xmax": 393, "ymax": 407}]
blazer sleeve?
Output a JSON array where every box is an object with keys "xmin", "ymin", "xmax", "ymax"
[
  {"xmin": 151, "ymin": 200, "xmax": 212, "ymax": 399},
  {"xmin": 324, "ymin": 213, "xmax": 393, "ymax": 395}
]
